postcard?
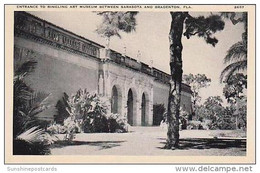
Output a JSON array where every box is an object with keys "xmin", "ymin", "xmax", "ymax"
[{"xmin": 4, "ymin": 4, "xmax": 255, "ymax": 164}]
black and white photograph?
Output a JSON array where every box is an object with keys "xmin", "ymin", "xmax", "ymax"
[{"xmin": 4, "ymin": 4, "xmax": 255, "ymax": 164}]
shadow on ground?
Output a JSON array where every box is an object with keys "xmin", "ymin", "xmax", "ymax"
[
  {"xmin": 158, "ymin": 138, "xmax": 246, "ymax": 150},
  {"xmin": 51, "ymin": 140, "xmax": 125, "ymax": 150}
]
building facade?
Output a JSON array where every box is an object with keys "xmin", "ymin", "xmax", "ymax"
[{"xmin": 13, "ymin": 12, "xmax": 193, "ymax": 126}]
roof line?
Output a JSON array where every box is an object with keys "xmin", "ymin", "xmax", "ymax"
[{"xmin": 22, "ymin": 11, "xmax": 105, "ymax": 48}]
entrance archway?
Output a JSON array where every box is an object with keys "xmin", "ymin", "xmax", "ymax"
[
  {"xmin": 127, "ymin": 88, "xmax": 136, "ymax": 126},
  {"xmin": 141, "ymin": 93, "xmax": 146, "ymax": 126}
]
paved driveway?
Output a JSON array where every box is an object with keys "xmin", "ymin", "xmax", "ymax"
[{"xmin": 50, "ymin": 127, "xmax": 246, "ymax": 156}]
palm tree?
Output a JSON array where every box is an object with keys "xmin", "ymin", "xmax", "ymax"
[
  {"xmin": 13, "ymin": 59, "xmax": 53, "ymax": 154},
  {"xmin": 14, "ymin": 126, "xmax": 57, "ymax": 155},
  {"xmin": 13, "ymin": 60, "xmax": 37, "ymax": 137},
  {"xmin": 220, "ymin": 41, "xmax": 247, "ymax": 81},
  {"xmin": 220, "ymin": 12, "xmax": 247, "ymax": 82}
]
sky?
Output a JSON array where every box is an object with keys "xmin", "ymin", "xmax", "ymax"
[{"xmin": 28, "ymin": 11, "xmax": 245, "ymax": 105}]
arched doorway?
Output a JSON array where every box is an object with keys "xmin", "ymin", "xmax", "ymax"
[
  {"xmin": 141, "ymin": 93, "xmax": 146, "ymax": 126},
  {"xmin": 127, "ymin": 89, "xmax": 133, "ymax": 125},
  {"xmin": 127, "ymin": 88, "xmax": 137, "ymax": 126},
  {"xmin": 111, "ymin": 85, "xmax": 122, "ymax": 114}
]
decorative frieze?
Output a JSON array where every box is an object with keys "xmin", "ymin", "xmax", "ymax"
[{"xmin": 14, "ymin": 12, "xmax": 100, "ymax": 59}]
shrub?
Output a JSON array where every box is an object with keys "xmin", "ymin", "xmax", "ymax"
[
  {"xmin": 53, "ymin": 92, "xmax": 70, "ymax": 124},
  {"xmin": 201, "ymin": 120, "xmax": 211, "ymax": 130},
  {"xmin": 47, "ymin": 116, "xmax": 80, "ymax": 141},
  {"xmin": 64, "ymin": 89, "xmax": 109, "ymax": 133},
  {"xmin": 47, "ymin": 123, "xmax": 66, "ymax": 134},
  {"xmin": 63, "ymin": 117, "xmax": 77, "ymax": 141},
  {"xmin": 187, "ymin": 120, "xmax": 204, "ymax": 130},
  {"xmin": 180, "ymin": 107, "xmax": 190, "ymax": 129},
  {"xmin": 106, "ymin": 113, "xmax": 129, "ymax": 133},
  {"xmin": 14, "ymin": 126, "xmax": 57, "ymax": 155},
  {"xmin": 53, "ymin": 89, "xmax": 129, "ymax": 135}
]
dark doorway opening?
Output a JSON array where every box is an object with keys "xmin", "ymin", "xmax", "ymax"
[
  {"xmin": 141, "ymin": 93, "xmax": 146, "ymax": 126},
  {"xmin": 127, "ymin": 89, "xmax": 134, "ymax": 125}
]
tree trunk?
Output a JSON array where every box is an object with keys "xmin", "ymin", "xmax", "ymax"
[
  {"xmin": 165, "ymin": 12, "xmax": 186, "ymax": 149},
  {"xmin": 192, "ymin": 99, "xmax": 197, "ymax": 120},
  {"xmin": 235, "ymin": 97, "xmax": 240, "ymax": 130}
]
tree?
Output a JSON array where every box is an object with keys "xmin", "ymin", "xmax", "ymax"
[
  {"xmin": 13, "ymin": 59, "xmax": 53, "ymax": 155},
  {"xmin": 194, "ymin": 99, "xmax": 235, "ymax": 130},
  {"xmin": 96, "ymin": 12, "xmax": 225, "ymax": 149},
  {"xmin": 215, "ymin": 106, "xmax": 236, "ymax": 130},
  {"xmin": 220, "ymin": 12, "xmax": 248, "ymax": 82},
  {"xmin": 223, "ymin": 73, "xmax": 247, "ymax": 129},
  {"xmin": 223, "ymin": 73, "xmax": 247, "ymax": 104},
  {"xmin": 13, "ymin": 60, "xmax": 51, "ymax": 137},
  {"xmin": 183, "ymin": 73, "xmax": 211, "ymax": 119},
  {"xmin": 96, "ymin": 11, "xmax": 138, "ymax": 49},
  {"xmin": 237, "ymin": 99, "xmax": 247, "ymax": 130},
  {"xmin": 165, "ymin": 12, "xmax": 224, "ymax": 149},
  {"xmin": 203, "ymin": 96, "xmax": 225, "ymax": 129},
  {"xmin": 194, "ymin": 105, "xmax": 207, "ymax": 121}
]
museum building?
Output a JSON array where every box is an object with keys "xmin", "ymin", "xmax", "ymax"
[{"xmin": 13, "ymin": 12, "xmax": 193, "ymax": 126}]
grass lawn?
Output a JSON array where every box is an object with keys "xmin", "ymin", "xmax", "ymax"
[{"xmin": 50, "ymin": 127, "xmax": 246, "ymax": 156}]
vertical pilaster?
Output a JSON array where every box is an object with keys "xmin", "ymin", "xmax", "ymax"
[
  {"xmin": 148, "ymin": 83, "xmax": 154, "ymax": 126},
  {"xmin": 100, "ymin": 50, "xmax": 112, "ymax": 113},
  {"xmin": 135, "ymin": 78, "xmax": 142, "ymax": 126},
  {"xmin": 135, "ymin": 95, "xmax": 141, "ymax": 126},
  {"xmin": 121, "ymin": 78, "xmax": 128, "ymax": 119}
]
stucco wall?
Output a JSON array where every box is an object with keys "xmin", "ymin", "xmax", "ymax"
[
  {"xmin": 180, "ymin": 93, "xmax": 193, "ymax": 114},
  {"xmin": 153, "ymin": 81, "xmax": 192, "ymax": 114},
  {"xmin": 14, "ymin": 38, "xmax": 100, "ymax": 118},
  {"xmin": 14, "ymin": 37, "xmax": 192, "ymax": 123},
  {"xmin": 153, "ymin": 81, "xmax": 169, "ymax": 107}
]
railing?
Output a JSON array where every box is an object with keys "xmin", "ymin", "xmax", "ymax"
[
  {"xmin": 110, "ymin": 50, "xmax": 141, "ymax": 71},
  {"xmin": 109, "ymin": 50, "xmax": 172, "ymax": 84},
  {"xmin": 125, "ymin": 56, "xmax": 141, "ymax": 71},
  {"xmin": 110, "ymin": 50, "xmax": 125, "ymax": 64},
  {"xmin": 140, "ymin": 63, "xmax": 151, "ymax": 75},
  {"xmin": 14, "ymin": 12, "xmax": 100, "ymax": 58},
  {"xmin": 153, "ymin": 68, "xmax": 171, "ymax": 84}
]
